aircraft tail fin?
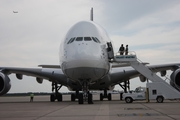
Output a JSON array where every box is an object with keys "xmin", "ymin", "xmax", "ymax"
[{"xmin": 90, "ymin": 7, "xmax": 93, "ymax": 21}]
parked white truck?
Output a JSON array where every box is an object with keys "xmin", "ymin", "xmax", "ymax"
[
  {"xmin": 122, "ymin": 86, "xmax": 146, "ymax": 103},
  {"xmin": 123, "ymin": 82, "xmax": 180, "ymax": 103}
]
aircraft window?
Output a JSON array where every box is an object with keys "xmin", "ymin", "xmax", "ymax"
[
  {"xmin": 95, "ymin": 37, "xmax": 101, "ymax": 43},
  {"xmin": 67, "ymin": 38, "xmax": 73, "ymax": 44},
  {"xmin": 69, "ymin": 37, "xmax": 75, "ymax": 43},
  {"xmin": 84, "ymin": 37, "xmax": 92, "ymax": 41},
  {"xmin": 67, "ymin": 37, "xmax": 75, "ymax": 44},
  {"xmin": 76, "ymin": 37, "xmax": 83, "ymax": 41},
  {"xmin": 92, "ymin": 37, "xmax": 99, "ymax": 43}
]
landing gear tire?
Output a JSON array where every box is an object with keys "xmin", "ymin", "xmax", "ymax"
[
  {"xmin": 71, "ymin": 94, "xmax": 75, "ymax": 101},
  {"xmin": 88, "ymin": 93, "xmax": 93, "ymax": 104},
  {"xmin": 125, "ymin": 97, "xmax": 133, "ymax": 103},
  {"xmin": 78, "ymin": 93, "xmax": 84, "ymax": 104},
  {"xmin": 108, "ymin": 93, "xmax": 112, "ymax": 101},
  {"xmin": 100, "ymin": 93, "xmax": 103, "ymax": 101},
  {"xmin": 57, "ymin": 94, "xmax": 62, "ymax": 102},
  {"xmin": 50, "ymin": 94, "xmax": 55, "ymax": 102},
  {"xmin": 156, "ymin": 96, "xmax": 164, "ymax": 103}
]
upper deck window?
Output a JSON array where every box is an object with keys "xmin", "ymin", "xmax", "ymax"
[
  {"xmin": 84, "ymin": 37, "xmax": 92, "ymax": 41},
  {"xmin": 76, "ymin": 37, "xmax": 83, "ymax": 41}
]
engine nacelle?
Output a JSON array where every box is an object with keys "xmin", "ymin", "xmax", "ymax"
[
  {"xmin": 139, "ymin": 75, "xmax": 147, "ymax": 82},
  {"xmin": 170, "ymin": 68, "xmax": 180, "ymax": 91},
  {"xmin": 0, "ymin": 72, "xmax": 11, "ymax": 95}
]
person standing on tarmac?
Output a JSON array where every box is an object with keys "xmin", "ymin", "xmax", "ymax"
[
  {"xmin": 30, "ymin": 93, "xmax": 34, "ymax": 102},
  {"xmin": 119, "ymin": 44, "xmax": 125, "ymax": 55},
  {"xmin": 125, "ymin": 45, "xmax": 129, "ymax": 55}
]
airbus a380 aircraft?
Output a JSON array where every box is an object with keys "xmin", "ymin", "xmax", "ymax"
[{"xmin": 1, "ymin": 8, "xmax": 180, "ymax": 104}]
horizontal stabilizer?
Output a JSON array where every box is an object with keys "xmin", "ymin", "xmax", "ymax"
[{"xmin": 38, "ymin": 65, "xmax": 60, "ymax": 68}]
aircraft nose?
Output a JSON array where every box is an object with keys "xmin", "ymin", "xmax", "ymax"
[
  {"xmin": 69, "ymin": 43, "xmax": 102, "ymax": 61},
  {"xmin": 64, "ymin": 43, "xmax": 104, "ymax": 69}
]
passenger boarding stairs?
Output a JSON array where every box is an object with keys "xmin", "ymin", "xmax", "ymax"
[
  {"xmin": 114, "ymin": 52, "xmax": 180, "ymax": 99},
  {"xmin": 114, "ymin": 52, "xmax": 163, "ymax": 82}
]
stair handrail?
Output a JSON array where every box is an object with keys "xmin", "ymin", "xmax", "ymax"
[
  {"xmin": 115, "ymin": 51, "xmax": 137, "ymax": 56},
  {"xmin": 137, "ymin": 58, "xmax": 180, "ymax": 91}
]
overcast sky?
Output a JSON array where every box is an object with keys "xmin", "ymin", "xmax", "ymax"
[{"xmin": 1, "ymin": 0, "xmax": 180, "ymax": 93}]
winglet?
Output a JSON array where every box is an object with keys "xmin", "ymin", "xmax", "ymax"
[{"xmin": 90, "ymin": 7, "xmax": 93, "ymax": 21}]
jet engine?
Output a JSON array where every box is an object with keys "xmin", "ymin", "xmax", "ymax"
[
  {"xmin": 0, "ymin": 72, "xmax": 11, "ymax": 95},
  {"xmin": 170, "ymin": 68, "xmax": 180, "ymax": 91},
  {"xmin": 139, "ymin": 75, "xmax": 147, "ymax": 82}
]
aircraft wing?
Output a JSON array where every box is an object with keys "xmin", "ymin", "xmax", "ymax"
[
  {"xmin": 110, "ymin": 63, "xmax": 180, "ymax": 84},
  {"xmin": 111, "ymin": 62, "xmax": 149, "ymax": 68},
  {"xmin": 147, "ymin": 63, "xmax": 180, "ymax": 72},
  {"xmin": 1, "ymin": 63, "xmax": 180, "ymax": 92},
  {"xmin": 0, "ymin": 67, "xmax": 68, "ymax": 86}
]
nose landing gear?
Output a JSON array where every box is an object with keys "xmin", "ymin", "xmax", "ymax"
[{"xmin": 78, "ymin": 81, "xmax": 93, "ymax": 104}]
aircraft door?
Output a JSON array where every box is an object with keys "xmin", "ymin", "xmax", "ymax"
[{"xmin": 107, "ymin": 42, "xmax": 114, "ymax": 60}]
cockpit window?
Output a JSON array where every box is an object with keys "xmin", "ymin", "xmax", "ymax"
[
  {"xmin": 70, "ymin": 37, "xmax": 75, "ymax": 43},
  {"xmin": 67, "ymin": 38, "xmax": 73, "ymax": 44},
  {"xmin": 76, "ymin": 37, "xmax": 83, "ymax": 41},
  {"xmin": 68, "ymin": 37, "xmax": 100, "ymax": 44},
  {"xmin": 67, "ymin": 37, "xmax": 75, "ymax": 44},
  {"xmin": 84, "ymin": 37, "xmax": 92, "ymax": 41},
  {"xmin": 95, "ymin": 37, "xmax": 101, "ymax": 43},
  {"xmin": 92, "ymin": 37, "xmax": 98, "ymax": 43},
  {"xmin": 92, "ymin": 37, "xmax": 100, "ymax": 43}
]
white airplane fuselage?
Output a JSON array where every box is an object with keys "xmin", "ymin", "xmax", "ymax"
[{"xmin": 60, "ymin": 21, "xmax": 111, "ymax": 83}]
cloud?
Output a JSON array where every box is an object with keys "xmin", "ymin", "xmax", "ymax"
[
  {"xmin": 109, "ymin": 1, "xmax": 180, "ymax": 65},
  {"xmin": 123, "ymin": 3, "xmax": 180, "ymax": 34}
]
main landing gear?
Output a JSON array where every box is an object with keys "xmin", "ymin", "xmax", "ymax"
[
  {"xmin": 100, "ymin": 89, "xmax": 112, "ymax": 101},
  {"xmin": 71, "ymin": 90, "xmax": 79, "ymax": 101},
  {"xmin": 119, "ymin": 80, "xmax": 130, "ymax": 100},
  {"xmin": 78, "ymin": 81, "xmax": 93, "ymax": 104},
  {"xmin": 119, "ymin": 80, "xmax": 130, "ymax": 93},
  {"xmin": 50, "ymin": 82, "xmax": 63, "ymax": 102}
]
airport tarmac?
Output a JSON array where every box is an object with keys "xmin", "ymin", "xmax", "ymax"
[{"xmin": 0, "ymin": 94, "xmax": 180, "ymax": 120}]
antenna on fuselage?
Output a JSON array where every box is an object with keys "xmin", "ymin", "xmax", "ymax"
[{"xmin": 90, "ymin": 7, "xmax": 93, "ymax": 21}]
